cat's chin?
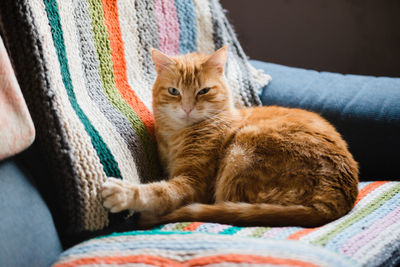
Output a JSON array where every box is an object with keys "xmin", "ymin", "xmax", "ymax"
[
  {"xmin": 174, "ymin": 116, "xmax": 205, "ymax": 129},
  {"xmin": 181, "ymin": 117, "xmax": 202, "ymax": 127}
]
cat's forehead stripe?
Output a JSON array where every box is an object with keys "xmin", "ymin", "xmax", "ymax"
[
  {"xmin": 179, "ymin": 67, "xmax": 199, "ymax": 87},
  {"xmin": 171, "ymin": 53, "xmax": 209, "ymax": 88},
  {"xmin": 177, "ymin": 62, "xmax": 201, "ymax": 88}
]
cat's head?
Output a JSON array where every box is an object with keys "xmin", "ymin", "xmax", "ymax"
[{"xmin": 151, "ymin": 46, "xmax": 233, "ymax": 129}]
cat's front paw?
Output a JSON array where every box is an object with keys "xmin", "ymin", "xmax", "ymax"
[{"xmin": 101, "ymin": 178, "xmax": 139, "ymax": 213}]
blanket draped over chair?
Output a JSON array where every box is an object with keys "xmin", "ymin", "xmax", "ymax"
[{"xmin": 0, "ymin": 0, "xmax": 270, "ymax": 234}]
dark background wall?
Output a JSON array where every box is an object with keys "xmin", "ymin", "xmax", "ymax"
[{"xmin": 220, "ymin": 0, "xmax": 400, "ymax": 77}]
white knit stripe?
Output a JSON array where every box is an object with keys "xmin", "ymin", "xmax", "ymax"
[
  {"xmin": 194, "ymin": 0, "xmax": 215, "ymax": 54},
  {"xmin": 57, "ymin": 0, "xmax": 140, "ymax": 187},
  {"xmin": 117, "ymin": 0, "xmax": 153, "ymax": 111},
  {"xmin": 227, "ymin": 49, "xmax": 253, "ymax": 108},
  {"xmin": 59, "ymin": 247, "xmax": 346, "ymax": 267},
  {"xmin": 58, "ymin": 236, "xmax": 354, "ymax": 267},
  {"xmin": 300, "ymin": 182, "xmax": 397, "ymax": 243},
  {"xmin": 59, "ymin": 248, "xmax": 318, "ymax": 263},
  {"xmin": 89, "ymin": 230, "xmax": 296, "ymax": 245},
  {"xmin": 234, "ymin": 226, "xmax": 259, "ymax": 237},
  {"xmin": 352, "ymin": 214, "xmax": 400, "ymax": 266},
  {"xmin": 59, "ymin": 249, "xmax": 191, "ymax": 262},
  {"xmin": 219, "ymin": 35, "xmax": 245, "ymax": 107},
  {"xmin": 82, "ymin": 232, "xmax": 312, "ymax": 248},
  {"xmin": 29, "ymin": 0, "xmax": 109, "ymax": 230},
  {"xmin": 226, "ymin": 53, "xmax": 245, "ymax": 107}
]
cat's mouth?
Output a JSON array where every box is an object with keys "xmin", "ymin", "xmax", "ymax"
[
  {"xmin": 182, "ymin": 115, "xmax": 199, "ymax": 124},
  {"xmin": 180, "ymin": 113, "xmax": 205, "ymax": 126}
]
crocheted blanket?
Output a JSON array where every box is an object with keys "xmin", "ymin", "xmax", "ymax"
[
  {"xmin": 54, "ymin": 181, "xmax": 400, "ymax": 266},
  {"xmin": 0, "ymin": 0, "xmax": 270, "ymax": 234},
  {"xmin": 0, "ymin": 35, "xmax": 35, "ymax": 160}
]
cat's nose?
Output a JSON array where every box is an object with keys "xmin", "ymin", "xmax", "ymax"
[{"xmin": 183, "ymin": 106, "xmax": 193, "ymax": 116}]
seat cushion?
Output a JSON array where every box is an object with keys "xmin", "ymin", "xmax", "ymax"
[
  {"xmin": 0, "ymin": 159, "xmax": 62, "ymax": 267},
  {"xmin": 54, "ymin": 182, "xmax": 400, "ymax": 266},
  {"xmin": 251, "ymin": 60, "xmax": 400, "ymax": 180}
]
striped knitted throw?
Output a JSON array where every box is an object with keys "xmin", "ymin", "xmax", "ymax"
[
  {"xmin": 0, "ymin": 0, "xmax": 270, "ymax": 234},
  {"xmin": 54, "ymin": 182, "xmax": 400, "ymax": 266}
]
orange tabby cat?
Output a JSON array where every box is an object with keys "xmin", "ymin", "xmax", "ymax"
[{"xmin": 101, "ymin": 46, "xmax": 359, "ymax": 228}]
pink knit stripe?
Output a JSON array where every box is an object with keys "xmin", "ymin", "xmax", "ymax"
[
  {"xmin": 153, "ymin": 0, "xmax": 180, "ymax": 55},
  {"xmin": 340, "ymin": 204, "xmax": 400, "ymax": 257}
]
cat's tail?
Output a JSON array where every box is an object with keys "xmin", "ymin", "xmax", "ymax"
[{"xmin": 139, "ymin": 202, "xmax": 339, "ymax": 228}]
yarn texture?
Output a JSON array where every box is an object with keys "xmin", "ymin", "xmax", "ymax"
[
  {"xmin": 0, "ymin": 0, "xmax": 270, "ymax": 233},
  {"xmin": 54, "ymin": 182, "xmax": 400, "ymax": 266}
]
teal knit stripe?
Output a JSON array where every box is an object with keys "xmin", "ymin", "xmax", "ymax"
[
  {"xmin": 44, "ymin": 0, "xmax": 121, "ymax": 178},
  {"xmin": 220, "ymin": 226, "xmax": 243, "ymax": 235}
]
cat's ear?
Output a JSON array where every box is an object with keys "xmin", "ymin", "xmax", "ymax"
[
  {"xmin": 151, "ymin": 48, "xmax": 175, "ymax": 74},
  {"xmin": 202, "ymin": 45, "xmax": 228, "ymax": 74}
]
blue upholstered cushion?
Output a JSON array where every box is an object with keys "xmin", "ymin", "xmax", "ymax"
[
  {"xmin": 0, "ymin": 159, "xmax": 62, "ymax": 267},
  {"xmin": 251, "ymin": 60, "xmax": 400, "ymax": 180}
]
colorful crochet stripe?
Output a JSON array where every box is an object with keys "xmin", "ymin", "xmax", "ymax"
[
  {"xmin": 54, "ymin": 182, "xmax": 400, "ymax": 266},
  {"xmin": 0, "ymin": 0, "xmax": 270, "ymax": 233}
]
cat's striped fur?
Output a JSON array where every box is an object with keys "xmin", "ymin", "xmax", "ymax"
[{"xmin": 101, "ymin": 47, "xmax": 359, "ymax": 228}]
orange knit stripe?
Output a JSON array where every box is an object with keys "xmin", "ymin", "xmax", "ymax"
[
  {"xmin": 101, "ymin": 0, "xmax": 155, "ymax": 136},
  {"xmin": 184, "ymin": 222, "xmax": 204, "ymax": 231},
  {"xmin": 354, "ymin": 181, "xmax": 388, "ymax": 205},
  {"xmin": 287, "ymin": 181, "xmax": 388, "ymax": 240},
  {"xmin": 287, "ymin": 228, "xmax": 320, "ymax": 241},
  {"xmin": 54, "ymin": 254, "xmax": 320, "ymax": 267},
  {"xmin": 188, "ymin": 254, "xmax": 320, "ymax": 267},
  {"xmin": 53, "ymin": 255, "xmax": 181, "ymax": 267}
]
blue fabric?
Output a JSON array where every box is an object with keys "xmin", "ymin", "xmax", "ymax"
[
  {"xmin": 251, "ymin": 60, "xmax": 400, "ymax": 180},
  {"xmin": 175, "ymin": 0, "xmax": 197, "ymax": 54},
  {"xmin": 0, "ymin": 159, "xmax": 62, "ymax": 267}
]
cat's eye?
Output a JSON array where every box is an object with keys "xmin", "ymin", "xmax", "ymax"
[
  {"xmin": 198, "ymin": 87, "xmax": 210, "ymax": 95},
  {"xmin": 168, "ymin": 87, "xmax": 180, "ymax": 96}
]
